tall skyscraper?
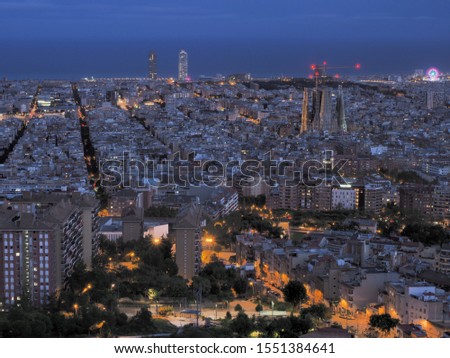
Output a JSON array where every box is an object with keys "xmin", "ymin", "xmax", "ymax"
[
  {"xmin": 301, "ymin": 88, "xmax": 309, "ymax": 134},
  {"xmin": 178, "ymin": 50, "xmax": 188, "ymax": 81},
  {"xmin": 148, "ymin": 51, "xmax": 157, "ymax": 80},
  {"xmin": 336, "ymin": 85, "xmax": 347, "ymax": 133}
]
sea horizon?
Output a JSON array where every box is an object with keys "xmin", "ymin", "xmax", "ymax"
[{"xmin": 1, "ymin": 38, "xmax": 448, "ymax": 80}]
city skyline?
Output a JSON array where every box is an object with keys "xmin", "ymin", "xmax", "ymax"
[
  {"xmin": 1, "ymin": 0, "xmax": 450, "ymax": 343},
  {"xmin": 0, "ymin": 40, "xmax": 448, "ymax": 80},
  {"xmin": 0, "ymin": 43, "xmax": 450, "ymax": 80}
]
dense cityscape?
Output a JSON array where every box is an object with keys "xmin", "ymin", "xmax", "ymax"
[{"xmin": 0, "ymin": 48, "xmax": 449, "ymax": 339}]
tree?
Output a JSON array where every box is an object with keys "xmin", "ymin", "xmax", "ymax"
[
  {"xmin": 288, "ymin": 315, "xmax": 313, "ymax": 336},
  {"xmin": 369, "ymin": 314, "xmax": 399, "ymax": 336},
  {"xmin": 1, "ymin": 307, "xmax": 54, "ymax": 338},
  {"xmin": 162, "ymin": 258, "xmax": 178, "ymax": 276},
  {"xmin": 196, "ymin": 261, "xmax": 238, "ymax": 299},
  {"xmin": 266, "ymin": 315, "xmax": 312, "ymax": 338},
  {"xmin": 127, "ymin": 308, "xmax": 155, "ymax": 334},
  {"xmin": 282, "ymin": 281, "xmax": 307, "ymax": 310},
  {"xmin": 402, "ymin": 224, "xmax": 450, "ymax": 246},
  {"xmin": 160, "ymin": 276, "xmax": 189, "ymax": 297},
  {"xmin": 192, "ymin": 276, "xmax": 212, "ymax": 296},
  {"xmin": 201, "ymin": 261, "xmax": 229, "ymax": 280},
  {"xmin": 29, "ymin": 312, "xmax": 53, "ymax": 337},
  {"xmin": 232, "ymin": 278, "xmax": 248, "ymax": 296},
  {"xmin": 147, "ymin": 288, "xmax": 159, "ymax": 302},
  {"xmin": 230, "ymin": 312, "xmax": 254, "ymax": 337},
  {"xmin": 2, "ymin": 320, "xmax": 32, "ymax": 338},
  {"xmin": 159, "ymin": 238, "xmax": 175, "ymax": 261},
  {"xmin": 240, "ymin": 194, "xmax": 266, "ymax": 207},
  {"xmin": 255, "ymin": 304, "xmax": 263, "ymax": 315},
  {"xmin": 144, "ymin": 205, "xmax": 177, "ymax": 218},
  {"xmin": 301, "ymin": 304, "xmax": 332, "ymax": 322},
  {"xmin": 234, "ymin": 304, "xmax": 243, "ymax": 312}
]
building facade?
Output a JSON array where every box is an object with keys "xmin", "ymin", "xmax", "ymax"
[
  {"xmin": 0, "ymin": 194, "xmax": 99, "ymax": 308},
  {"xmin": 148, "ymin": 51, "xmax": 157, "ymax": 80},
  {"xmin": 178, "ymin": 50, "xmax": 188, "ymax": 82},
  {"xmin": 174, "ymin": 203, "xmax": 203, "ymax": 280}
]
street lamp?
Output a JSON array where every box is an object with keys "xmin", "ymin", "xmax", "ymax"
[
  {"xmin": 271, "ymin": 301, "xmax": 274, "ymax": 317},
  {"xmin": 111, "ymin": 283, "xmax": 119, "ymax": 299},
  {"xmin": 82, "ymin": 283, "xmax": 92, "ymax": 294},
  {"xmin": 195, "ymin": 300, "xmax": 199, "ymax": 327},
  {"xmin": 73, "ymin": 304, "xmax": 79, "ymax": 316}
]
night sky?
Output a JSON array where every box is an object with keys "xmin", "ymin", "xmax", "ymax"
[{"xmin": 1, "ymin": 0, "xmax": 449, "ymax": 79}]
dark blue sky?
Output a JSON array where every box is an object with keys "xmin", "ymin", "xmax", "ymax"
[{"xmin": 1, "ymin": 0, "xmax": 449, "ymax": 78}]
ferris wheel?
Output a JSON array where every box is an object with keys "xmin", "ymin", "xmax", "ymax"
[{"xmin": 426, "ymin": 67, "xmax": 440, "ymax": 81}]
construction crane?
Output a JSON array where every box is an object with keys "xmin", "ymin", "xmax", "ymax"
[{"xmin": 309, "ymin": 61, "xmax": 361, "ymax": 89}]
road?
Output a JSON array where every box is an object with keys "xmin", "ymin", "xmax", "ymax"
[
  {"xmin": 330, "ymin": 311, "xmax": 371, "ymax": 337},
  {"xmin": 263, "ymin": 282, "xmax": 284, "ymax": 301},
  {"xmin": 118, "ymin": 299, "xmax": 274, "ymax": 328}
]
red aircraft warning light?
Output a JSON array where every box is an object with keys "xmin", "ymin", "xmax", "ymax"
[{"xmin": 308, "ymin": 61, "xmax": 361, "ymax": 89}]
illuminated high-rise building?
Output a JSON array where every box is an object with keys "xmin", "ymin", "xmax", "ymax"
[
  {"xmin": 301, "ymin": 88, "xmax": 309, "ymax": 134},
  {"xmin": 336, "ymin": 85, "xmax": 347, "ymax": 133},
  {"xmin": 148, "ymin": 51, "xmax": 157, "ymax": 80},
  {"xmin": 174, "ymin": 203, "xmax": 203, "ymax": 280},
  {"xmin": 178, "ymin": 49, "xmax": 188, "ymax": 81}
]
